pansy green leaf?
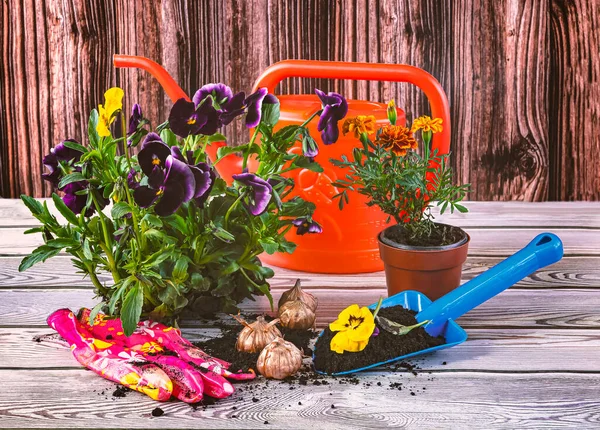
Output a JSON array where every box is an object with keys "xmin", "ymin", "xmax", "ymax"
[
  {"xmin": 18, "ymin": 245, "xmax": 61, "ymax": 272},
  {"xmin": 111, "ymin": 202, "xmax": 132, "ymax": 219},
  {"xmin": 58, "ymin": 172, "xmax": 86, "ymax": 189},
  {"xmin": 51, "ymin": 193, "xmax": 80, "ymax": 225},
  {"xmin": 121, "ymin": 284, "xmax": 144, "ymax": 336},
  {"xmin": 20, "ymin": 195, "xmax": 44, "ymax": 216},
  {"xmin": 62, "ymin": 140, "xmax": 88, "ymax": 153}
]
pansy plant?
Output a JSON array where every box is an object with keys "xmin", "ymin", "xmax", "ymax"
[{"xmin": 19, "ymin": 84, "xmax": 347, "ymax": 336}]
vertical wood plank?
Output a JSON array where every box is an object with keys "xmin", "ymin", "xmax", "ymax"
[
  {"xmin": 451, "ymin": 0, "xmax": 549, "ymax": 201},
  {"xmin": 549, "ymin": 0, "xmax": 600, "ymax": 201}
]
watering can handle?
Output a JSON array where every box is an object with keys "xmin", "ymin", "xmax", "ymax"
[
  {"xmin": 252, "ymin": 59, "xmax": 451, "ymax": 155},
  {"xmin": 416, "ymin": 233, "xmax": 564, "ymax": 335}
]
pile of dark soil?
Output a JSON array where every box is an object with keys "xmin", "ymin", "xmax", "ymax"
[
  {"xmin": 382, "ymin": 223, "xmax": 466, "ymax": 248},
  {"xmin": 193, "ymin": 314, "xmax": 317, "ymax": 374},
  {"xmin": 312, "ymin": 305, "xmax": 444, "ymax": 375}
]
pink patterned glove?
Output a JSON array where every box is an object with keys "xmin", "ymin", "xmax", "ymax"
[
  {"xmin": 47, "ymin": 309, "xmax": 173, "ymax": 402},
  {"xmin": 48, "ymin": 308, "xmax": 255, "ymax": 403}
]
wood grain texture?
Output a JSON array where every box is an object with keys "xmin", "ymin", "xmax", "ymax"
[
  {"xmin": 1, "ymin": 369, "xmax": 600, "ymax": 429},
  {"xmin": 2, "ymin": 255, "xmax": 599, "ymax": 290},
  {"xmin": 3, "ymin": 199, "xmax": 600, "ymax": 228},
  {"xmin": 5, "ymin": 328, "xmax": 600, "ymax": 373},
  {"xmin": 0, "ymin": 203, "xmax": 599, "ymax": 427},
  {"xmin": 2, "ymin": 288, "xmax": 600, "ymax": 329},
  {"xmin": 453, "ymin": 0, "xmax": 550, "ymax": 201},
  {"xmin": 1, "ymin": 0, "xmax": 599, "ymax": 200},
  {"xmin": 549, "ymin": 0, "xmax": 600, "ymax": 201},
  {"xmin": 3, "ymin": 225, "xmax": 599, "ymax": 256}
]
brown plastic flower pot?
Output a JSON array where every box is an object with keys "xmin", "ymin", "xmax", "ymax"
[{"xmin": 378, "ymin": 224, "xmax": 470, "ymax": 300}]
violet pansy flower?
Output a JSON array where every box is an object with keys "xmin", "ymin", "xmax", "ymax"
[
  {"xmin": 232, "ymin": 173, "xmax": 273, "ymax": 216},
  {"xmin": 42, "ymin": 140, "xmax": 82, "ymax": 186},
  {"xmin": 244, "ymin": 88, "xmax": 269, "ymax": 128},
  {"xmin": 133, "ymin": 154, "xmax": 196, "ymax": 217},
  {"xmin": 62, "ymin": 182, "xmax": 108, "ymax": 217},
  {"xmin": 315, "ymin": 89, "xmax": 348, "ymax": 145},
  {"xmin": 193, "ymin": 83, "xmax": 247, "ymax": 126},
  {"xmin": 134, "ymin": 134, "xmax": 197, "ymax": 216},
  {"xmin": 193, "ymin": 83, "xmax": 233, "ymax": 107},
  {"xmin": 170, "ymin": 146, "xmax": 215, "ymax": 205},
  {"xmin": 168, "ymin": 98, "xmax": 221, "ymax": 138},
  {"xmin": 127, "ymin": 104, "xmax": 143, "ymax": 135},
  {"xmin": 292, "ymin": 217, "xmax": 323, "ymax": 235}
]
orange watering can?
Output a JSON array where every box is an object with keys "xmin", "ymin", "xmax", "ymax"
[{"xmin": 114, "ymin": 55, "xmax": 451, "ymax": 274}]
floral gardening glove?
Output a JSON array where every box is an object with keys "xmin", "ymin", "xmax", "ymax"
[{"xmin": 48, "ymin": 308, "xmax": 255, "ymax": 403}]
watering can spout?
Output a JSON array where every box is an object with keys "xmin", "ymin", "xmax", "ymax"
[{"xmin": 113, "ymin": 55, "xmax": 190, "ymax": 103}]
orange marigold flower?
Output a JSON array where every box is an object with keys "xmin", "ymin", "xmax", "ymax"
[
  {"xmin": 411, "ymin": 115, "xmax": 443, "ymax": 133},
  {"xmin": 342, "ymin": 115, "xmax": 377, "ymax": 138},
  {"xmin": 376, "ymin": 125, "xmax": 417, "ymax": 157}
]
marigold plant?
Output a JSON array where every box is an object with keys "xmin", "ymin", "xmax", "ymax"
[{"xmin": 332, "ymin": 101, "xmax": 470, "ymax": 244}]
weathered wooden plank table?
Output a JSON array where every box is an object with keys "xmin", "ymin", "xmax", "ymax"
[{"xmin": 1, "ymin": 200, "xmax": 599, "ymax": 429}]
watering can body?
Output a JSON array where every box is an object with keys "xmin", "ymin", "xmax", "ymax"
[
  {"xmin": 264, "ymin": 95, "xmax": 408, "ymax": 273},
  {"xmin": 114, "ymin": 56, "xmax": 451, "ymax": 274}
]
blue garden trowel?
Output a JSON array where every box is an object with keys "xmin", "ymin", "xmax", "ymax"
[{"xmin": 315, "ymin": 233, "xmax": 564, "ymax": 375}]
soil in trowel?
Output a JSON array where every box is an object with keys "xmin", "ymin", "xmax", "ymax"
[{"xmin": 312, "ymin": 305, "xmax": 445, "ymax": 375}]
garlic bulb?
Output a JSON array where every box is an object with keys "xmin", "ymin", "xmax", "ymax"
[
  {"xmin": 278, "ymin": 299, "xmax": 316, "ymax": 330},
  {"xmin": 278, "ymin": 279, "xmax": 318, "ymax": 312},
  {"xmin": 233, "ymin": 314, "xmax": 282, "ymax": 353},
  {"xmin": 257, "ymin": 337, "xmax": 303, "ymax": 379}
]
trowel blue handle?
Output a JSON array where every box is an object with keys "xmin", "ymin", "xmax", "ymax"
[{"xmin": 416, "ymin": 233, "xmax": 563, "ymax": 336}]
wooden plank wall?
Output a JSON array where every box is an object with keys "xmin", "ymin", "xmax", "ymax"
[{"xmin": 0, "ymin": 0, "xmax": 598, "ymax": 201}]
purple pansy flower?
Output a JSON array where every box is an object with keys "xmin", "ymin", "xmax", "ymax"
[
  {"xmin": 193, "ymin": 83, "xmax": 233, "ymax": 107},
  {"xmin": 244, "ymin": 88, "xmax": 269, "ymax": 128},
  {"xmin": 133, "ymin": 154, "xmax": 196, "ymax": 217},
  {"xmin": 41, "ymin": 140, "xmax": 106, "ymax": 216},
  {"xmin": 193, "ymin": 83, "xmax": 246, "ymax": 126},
  {"xmin": 137, "ymin": 133, "xmax": 172, "ymax": 188},
  {"xmin": 127, "ymin": 168, "xmax": 139, "ymax": 190},
  {"xmin": 315, "ymin": 89, "xmax": 348, "ymax": 145},
  {"xmin": 61, "ymin": 181, "xmax": 108, "ymax": 217},
  {"xmin": 168, "ymin": 98, "xmax": 221, "ymax": 138},
  {"xmin": 134, "ymin": 134, "xmax": 197, "ymax": 216},
  {"xmin": 42, "ymin": 140, "xmax": 82, "ymax": 186},
  {"xmin": 62, "ymin": 182, "xmax": 90, "ymax": 216},
  {"xmin": 128, "ymin": 104, "xmax": 143, "ymax": 135},
  {"xmin": 292, "ymin": 217, "xmax": 323, "ymax": 235},
  {"xmin": 170, "ymin": 146, "xmax": 215, "ymax": 205},
  {"xmin": 232, "ymin": 172, "xmax": 273, "ymax": 216}
]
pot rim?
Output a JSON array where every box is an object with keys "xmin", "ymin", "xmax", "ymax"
[{"xmin": 378, "ymin": 223, "xmax": 470, "ymax": 252}]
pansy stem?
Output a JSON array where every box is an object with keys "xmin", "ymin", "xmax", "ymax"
[
  {"xmin": 119, "ymin": 113, "xmax": 144, "ymax": 248},
  {"xmin": 76, "ymin": 250, "xmax": 109, "ymax": 296},
  {"xmin": 243, "ymin": 127, "xmax": 261, "ymax": 170},
  {"xmin": 90, "ymin": 191, "xmax": 121, "ymax": 282},
  {"xmin": 372, "ymin": 296, "xmax": 384, "ymax": 319},
  {"xmin": 300, "ymin": 110, "xmax": 320, "ymax": 128},
  {"xmin": 224, "ymin": 190, "xmax": 246, "ymax": 229}
]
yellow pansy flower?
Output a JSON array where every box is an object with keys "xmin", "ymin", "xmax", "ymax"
[
  {"xmin": 329, "ymin": 304, "xmax": 376, "ymax": 354},
  {"xmin": 97, "ymin": 87, "xmax": 124, "ymax": 137},
  {"xmin": 411, "ymin": 115, "xmax": 443, "ymax": 134}
]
